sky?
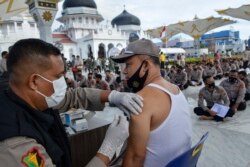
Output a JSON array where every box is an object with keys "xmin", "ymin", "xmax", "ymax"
[{"xmin": 52, "ymin": 0, "xmax": 250, "ymax": 40}]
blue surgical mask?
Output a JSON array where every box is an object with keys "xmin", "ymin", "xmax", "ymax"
[{"xmin": 35, "ymin": 75, "xmax": 67, "ymax": 108}]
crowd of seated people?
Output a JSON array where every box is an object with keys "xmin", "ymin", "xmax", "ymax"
[
  {"xmin": 65, "ymin": 51, "xmax": 249, "ymax": 123},
  {"xmin": 158, "ymin": 55, "xmax": 249, "ymax": 121}
]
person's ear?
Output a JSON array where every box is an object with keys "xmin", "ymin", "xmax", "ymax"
[
  {"xmin": 28, "ymin": 74, "xmax": 39, "ymax": 90},
  {"xmin": 143, "ymin": 60, "xmax": 150, "ymax": 72}
]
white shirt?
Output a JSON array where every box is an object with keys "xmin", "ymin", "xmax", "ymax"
[
  {"xmin": 144, "ymin": 83, "xmax": 192, "ymax": 167},
  {"xmin": 243, "ymin": 50, "xmax": 250, "ymax": 61},
  {"xmin": 0, "ymin": 58, "xmax": 7, "ymax": 73},
  {"xmin": 74, "ymin": 58, "xmax": 83, "ymax": 66}
]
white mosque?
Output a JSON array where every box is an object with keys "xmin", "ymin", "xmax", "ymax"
[
  {"xmin": 53, "ymin": 0, "xmax": 150, "ymax": 60},
  {"xmin": 0, "ymin": 0, "xmax": 150, "ymax": 60},
  {"xmin": 0, "ymin": 11, "xmax": 40, "ymax": 53}
]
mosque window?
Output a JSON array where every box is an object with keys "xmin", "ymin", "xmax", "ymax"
[
  {"xmin": 86, "ymin": 17, "xmax": 89, "ymax": 24},
  {"xmin": 8, "ymin": 23, "xmax": 15, "ymax": 32},
  {"xmin": 29, "ymin": 23, "xmax": 35, "ymax": 28},
  {"xmin": 79, "ymin": 17, "xmax": 82, "ymax": 23},
  {"xmin": 91, "ymin": 18, "xmax": 94, "ymax": 24},
  {"xmin": 72, "ymin": 17, "xmax": 75, "ymax": 21},
  {"xmin": 17, "ymin": 22, "xmax": 22, "ymax": 30},
  {"xmin": 69, "ymin": 48, "xmax": 73, "ymax": 56}
]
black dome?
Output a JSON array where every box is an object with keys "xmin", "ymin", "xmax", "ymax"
[
  {"xmin": 63, "ymin": 0, "xmax": 97, "ymax": 10},
  {"xmin": 111, "ymin": 10, "xmax": 141, "ymax": 26}
]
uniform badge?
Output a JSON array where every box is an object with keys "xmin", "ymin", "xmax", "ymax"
[
  {"xmin": 133, "ymin": 81, "xmax": 139, "ymax": 88},
  {"xmin": 21, "ymin": 147, "xmax": 45, "ymax": 167}
]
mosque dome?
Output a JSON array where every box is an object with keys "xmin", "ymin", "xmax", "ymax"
[
  {"xmin": 63, "ymin": 0, "xmax": 97, "ymax": 10},
  {"xmin": 111, "ymin": 10, "xmax": 141, "ymax": 26}
]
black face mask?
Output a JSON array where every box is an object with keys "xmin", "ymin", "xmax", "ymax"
[
  {"xmin": 228, "ymin": 77, "xmax": 237, "ymax": 84},
  {"xmin": 127, "ymin": 61, "xmax": 148, "ymax": 93},
  {"xmin": 207, "ymin": 82, "xmax": 215, "ymax": 89},
  {"xmin": 116, "ymin": 76, "xmax": 121, "ymax": 83}
]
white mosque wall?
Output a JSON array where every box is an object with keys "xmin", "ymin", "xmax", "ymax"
[
  {"xmin": 117, "ymin": 25, "xmax": 140, "ymax": 32},
  {"xmin": 76, "ymin": 38, "xmax": 126, "ymax": 60},
  {"xmin": 73, "ymin": 26, "xmax": 127, "ymax": 60},
  {"xmin": 62, "ymin": 43, "xmax": 77, "ymax": 60},
  {"xmin": 0, "ymin": 11, "xmax": 40, "ymax": 53}
]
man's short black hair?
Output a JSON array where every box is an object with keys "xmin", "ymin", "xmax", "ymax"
[
  {"xmin": 1, "ymin": 51, "xmax": 8, "ymax": 57},
  {"xmin": 7, "ymin": 38, "xmax": 61, "ymax": 74},
  {"xmin": 95, "ymin": 74, "xmax": 102, "ymax": 79},
  {"xmin": 148, "ymin": 56, "xmax": 160, "ymax": 66},
  {"xmin": 203, "ymin": 75, "xmax": 212, "ymax": 83},
  {"xmin": 238, "ymin": 70, "xmax": 247, "ymax": 77},
  {"xmin": 230, "ymin": 69, "xmax": 238, "ymax": 73}
]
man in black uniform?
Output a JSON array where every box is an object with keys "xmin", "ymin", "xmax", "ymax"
[{"xmin": 0, "ymin": 39, "xmax": 143, "ymax": 167}]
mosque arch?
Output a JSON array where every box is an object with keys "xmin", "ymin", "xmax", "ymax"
[
  {"xmin": 116, "ymin": 43, "xmax": 123, "ymax": 50},
  {"xmin": 98, "ymin": 43, "xmax": 106, "ymax": 58},
  {"xmin": 87, "ymin": 44, "xmax": 93, "ymax": 58},
  {"xmin": 107, "ymin": 43, "xmax": 114, "ymax": 56}
]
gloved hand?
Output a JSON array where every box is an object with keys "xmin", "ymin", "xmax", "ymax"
[
  {"xmin": 98, "ymin": 115, "xmax": 129, "ymax": 160},
  {"xmin": 108, "ymin": 90, "xmax": 143, "ymax": 115}
]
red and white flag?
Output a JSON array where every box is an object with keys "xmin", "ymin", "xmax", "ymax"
[{"xmin": 160, "ymin": 26, "xmax": 167, "ymax": 39}]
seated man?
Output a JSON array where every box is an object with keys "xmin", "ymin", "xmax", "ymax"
[
  {"xmin": 189, "ymin": 65, "xmax": 202, "ymax": 86},
  {"xmin": 238, "ymin": 70, "xmax": 250, "ymax": 101},
  {"xmin": 220, "ymin": 70, "xmax": 246, "ymax": 111},
  {"xmin": 221, "ymin": 60, "xmax": 231, "ymax": 77},
  {"xmin": 194, "ymin": 76, "xmax": 235, "ymax": 121},
  {"xmin": 214, "ymin": 62, "xmax": 223, "ymax": 80},
  {"xmin": 95, "ymin": 73, "xmax": 110, "ymax": 90},
  {"xmin": 111, "ymin": 39, "xmax": 192, "ymax": 167},
  {"xmin": 86, "ymin": 72, "xmax": 96, "ymax": 88},
  {"xmin": 203, "ymin": 63, "xmax": 217, "ymax": 78},
  {"xmin": 76, "ymin": 70, "xmax": 87, "ymax": 88},
  {"xmin": 172, "ymin": 65, "xmax": 189, "ymax": 90}
]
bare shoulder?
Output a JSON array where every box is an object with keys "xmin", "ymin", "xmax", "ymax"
[
  {"xmin": 239, "ymin": 80, "xmax": 245, "ymax": 87},
  {"xmin": 134, "ymin": 83, "xmax": 172, "ymax": 118}
]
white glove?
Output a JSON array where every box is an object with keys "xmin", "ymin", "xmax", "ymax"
[
  {"xmin": 98, "ymin": 115, "xmax": 129, "ymax": 160},
  {"xmin": 108, "ymin": 90, "xmax": 143, "ymax": 115}
]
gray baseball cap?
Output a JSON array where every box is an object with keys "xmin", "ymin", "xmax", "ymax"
[{"xmin": 111, "ymin": 39, "xmax": 160, "ymax": 63}]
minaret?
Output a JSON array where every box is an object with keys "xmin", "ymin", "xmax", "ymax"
[{"xmin": 26, "ymin": 0, "xmax": 59, "ymax": 43}]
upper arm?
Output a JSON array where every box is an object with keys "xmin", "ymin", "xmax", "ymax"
[
  {"xmin": 0, "ymin": 137, "xmax": 55, "ymax": 167},
  {"xmin": 240, "ymin": 81, "xmax": 245, "ymax": 89},
  {"xmin": 123, "ymin": 92, "xmax": 152, "ymax": 166},
  {"xmin": 198, "ymin": 90, "xmax": 204, "ymax": 100}
]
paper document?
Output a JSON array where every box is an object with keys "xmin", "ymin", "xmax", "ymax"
[
  {"xmin": 211, "ymin": 103, "xmax": 229, "ymax": 118},
  {"xmin": 191, "ymin": 81, "xmax": 197, "ymax": 85}
]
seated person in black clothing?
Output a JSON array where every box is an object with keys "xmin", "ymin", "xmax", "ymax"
[{"xmin": 238, "ymin": 70, "xmax": 250, "ymax": 101}]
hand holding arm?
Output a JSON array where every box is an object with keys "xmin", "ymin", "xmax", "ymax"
[{"xmin": 108, "ymin": 90, "xmax": 143, "ymax": 116}]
